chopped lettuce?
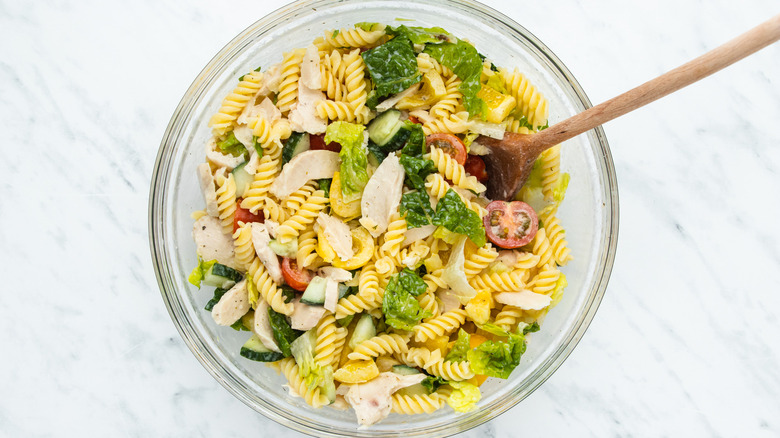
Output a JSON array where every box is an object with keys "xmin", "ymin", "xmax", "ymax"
[
  {"xmin": 445, "ymin": 329, "xmax": 470, "ymax": 362},
  {"xmin": 290, "ymin": 329, "xmax": 323, "ymax": 388},
  {"xmin": 317, "ymin": 178, "xmax": 332, "ymax": 198},
  {"xmin": 217, "ymin": 131, "xmax": 248, "ymax": 157},
  {"xmin": 432, "ymin": 226, "xmax": 459, "ymax": 244},
  {"xmin": 382, "ymin": 271, "xmax": 432, "ymax": 331},
  {"xmin": 230, "ymin": 319, "xmax": 250, "ymax": 331},
  {"xmin": 268, "ymin": 306, "xmax": 303, "ymax": 357},
  {"xmin": 485, "ymin": 72, "xmax": 507, "ymax": 94},
  {"xmin": 387, "ymin": 25, "xmax": 455, "ymax": 45},
  {"xmin": 246, "ymin": 274, "xmax": 259, "ymax": 309},
  {"xmin": 355, "ymin": 22, "xmax": 380, "ymax": 31},
  {"xmin": 441, "ymin": 236, "xmax": 478, "ymax": 304},
  {"xmin": 462, "ymin": 132, "xmax": 480, "ymax": 152},
  {"xmin": 421, "ymin": 375, "xmax": 446, "ymax": 394},
  {"xmin": 188, "ymin": 257, "xmax": 216, "ymax": 288},
  {"xmin": 362, "ymin": 35, "xmax": 422, "ymax": 98},
  {"xmin": 446, "ymin": 381, "xmax": 481, "ymax": 413},
  {"xmin": 397, "ymin": 268, "xmax": 428, "ymax": 297},
  {"xmin": 400, "ymin": 121, "xmax": 426, "ymax": 157},
  {"xmin": 522, "ymin": 321, "xmax": 541, "ymax": 335},
  {"xmin": 431, "ymin": 189, "xmax": 486, "ymax": 247},
  {"xmin": 467, "ymin": 329, "xmax": 527, "ymax": 379},
  {"xmin": 400, "ymin": 190, "xmax": 435, "ymax": 228},
  {"xmin": 399, "ymin": 155, "xmax": 436, "ymax": 190},
  {"xmin": 549, "ymin": 273, "xmax": 568, "ymax": 308},
  {"xmin": 424, "ymin": 40, "xmax": 486, "ymax": 117},
  {"xmin": 326, "ymin": 122, "xmax": 368, "ymax": 202}
]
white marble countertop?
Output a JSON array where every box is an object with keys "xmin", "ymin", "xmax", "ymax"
[{"xmin": 2, "ymin": 0, "xmax": 779, "ymax": 436}]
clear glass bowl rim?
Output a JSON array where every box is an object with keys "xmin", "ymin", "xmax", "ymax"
[{"xmin": 148, "ymin": 0, "xmax": 619, "ymax": 436}]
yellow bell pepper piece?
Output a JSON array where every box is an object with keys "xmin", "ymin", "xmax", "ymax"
[
  {"xmin": 465, "ymin": 290, "xmax": 493, "ymax": 325},
  {"xmin": 333, "ymin": 359, "xmax": 380, "ymax": 384},
  {"xmin": 329, "ymin": 171, "xmax": 361, "ymax": 220},
  {"xmin": 397, "ymin": 71, "xmax": 447, "ymax": 109},
  {"xmin": 477, "ymin": 85, "xmax": 516, "ymax": 124},
  {"xmin": 332, "ymin": 227, "xmax": 375, "ymax": 270},
  {"xmin": 315, "ymin": 226, "xmax": 337, "ymax": 264}
]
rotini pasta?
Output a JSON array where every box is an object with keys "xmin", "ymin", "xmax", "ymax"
[{"xmin": 192, "ymin": 22, "xmax": 574, "ymax": 427}]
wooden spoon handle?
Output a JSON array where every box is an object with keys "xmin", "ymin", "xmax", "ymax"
[{"xmin": 529, "ymin": 13, "xmax": 780, "ymax": 152}]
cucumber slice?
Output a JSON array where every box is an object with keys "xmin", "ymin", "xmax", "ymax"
[
  {"xmin": 240, "ymin": 335, "xmax": 285, "ymax": 362},
  {"xmin": 300, "ymin": 276, "xmax": 328, "ymax": 305},
  {"xmin": 269, "ymin": 238, "xmax": 298, "ymax": 257},
  {"xmin": 392, "ymin": 364, "xmax": 421, "ymax": 376},
  {"xmin": 320, "ymin": 366, "xmax": 336, "ymax": 404},
  {"xmin": 367, "ymin": 109, "xmax": 409, "ymax": 151},
  {"xmin": 397, "ymin": 383, "xmax": 428, "ymax": 397},
  {"xmin": 232, "ymin": 162, "xmax": 253, "ymax": 198},
  {"xmin": 282, "ymin": 132, "xmax": 310, "ymax": 164},
  {"xmin": 203, "ymin": 263, "xmax": 243, "ymax": 289},
  {"xmin": 348, "ymin": 313, "xmax": 376, "ymax": 349},
  {"xmin": 204, "ymin": 287, "xmax": 228, "ymax": 311},
  {"xmin": 241, "ymin": 310, "xmax": 255, "ymax": 331}
]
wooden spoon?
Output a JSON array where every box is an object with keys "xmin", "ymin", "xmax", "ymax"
[{"xmin": 479, "ymin": 13, "xmax": 780, "ymax": 200}]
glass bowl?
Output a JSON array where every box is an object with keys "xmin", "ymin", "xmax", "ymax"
[{"xmin": 149, "ymin": 0, "xmax": 619, "ymax": 436}]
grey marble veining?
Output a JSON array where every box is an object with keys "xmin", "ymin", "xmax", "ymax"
[{"xmin": 1, "ymin": 0, "xmax": 778, "ymax": 436}]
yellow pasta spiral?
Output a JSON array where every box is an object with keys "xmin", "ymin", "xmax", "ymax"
[
  {"xmin": 406, "ymin": 348, "xmax": 474, "ymax": 381},
  {"xmin": 276, "ymin": 190, "xmax": 328, "ymax": 243},
  {"xmin": 250, "ymin": 117, "xmax": 291, "ymax": 163},
  {"xmin": 427, "ymin": 146, "xmax": 486, "ymax": 193},
  {"xmin": 282, "ymin": 181, "xmax": 318, "ymax": 215},
  {"xmin": 469, "ymin": 271, "xmax": 524, "ymax": 292},
  {"xmin": 280, "ymin": 358, "xmax": 329, "ymax": 408},
  {"xmin": 314, "ymin": 314, "xmax": 348, "ymax": 370},
  {"xmin": 316, "ymin": 100, "xmax": 370, "ymax": 123},
  {"xmin": 320, "ymin": 54, "xmax": 346, "ymax": 101},
  {"xmin": 494, "ymin": 305, "xmax": 524, "ymax": 331},
  {"xmin": 276, "ymin": 48, "xmax": 306, "ymax": 112},
  {"xmin": 240, "ymin": 155, "xmax": 278, "ymax": 214},
  {"xmin": 416, "ymin": 52, "xmax": 453, "ymax": 77},
  {"xmin": 261, "ymin": 197, "xmax": 288, "ymax": 223},
  {"xmin": 348, "ymin": 333, "xmax": 410, "ymax": 361},
  {"xmin": 429, "ymin": 75, "xmax": 462, "ymax": 119},
  {"xmin": 208, "ymin": 71, "xmax": 264, "ymax": 135},
  {"xmin": 247, "ymin": 257, "xmax": 293, "ymax": 315},
  {"xmin": 422, "ymin": 110, "xmax": 471, "ymax": 136},
  {"xmin": 531, "ymin": 227, "xmax": 554, "ymax": 268},
  {"xmin": 413, "ymin": 309, "xmax": 467, "ymax": 342},
  {"xmin": 539, "ymin": 144, "xmax": 561, "ymax": 202},
  {"xmin": 527, "ymin": 263, "xmax": 560, "ymax": 295},
  {"xmin": 391, "ymin": 392, "xmax": 447, "ymax": 415},
  {"xmin": 296, "ymin": 227, "xmax": 320, "ymax": 268},
  {"xmin": 502, "ymin": 116, "xmax": 534, "ymax": 134},
  {"xmin": 417, "ymin": 290, "xmax": 440, "ymax": 317},
  {"xmin": 342, "ymin": 49, "xmax": 368, "ymax": 115},
  {"xmin": 500, "ymin": 67, "xmax": 548, "ymax": 129},
  {"xmin": 379, "ymin": 213, "xmax": 406, "ymax": 258},
  {"xmin": 325, "ymin": 27, "xmax": 386, "ymax": 48},
  {"xmin": 463, "ymin": 243, "xmax": 498, "ymax": 277},
  {"xmin": 214, "ymin": 173, "xmax": 237, "ymax": 235},
  {"xmin": 232, "ymin": 222, "xmax": 255, "ymax": 271},
  {"xmin": 335, "ymin": 263, "xmax": 382, "ymax": 319},
  {"xmin": 514, "ymin": 252, "xmax": 540, "ymax": 270}
]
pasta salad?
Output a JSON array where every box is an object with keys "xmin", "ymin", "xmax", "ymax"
[{"xmin": 189, "ymin": 22, "xmax": 571, "ymax": 426}]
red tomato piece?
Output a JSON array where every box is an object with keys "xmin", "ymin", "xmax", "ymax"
[
  {"xmin": 464, "ymin": 155, "xmax": 488, "ymax": 183},
  {"xmin": 407, "ymin": 115, "xmax": 422, "ymax": 125},
  {"xmin": 483, "ymin": 200, "xmax": 538, "ymax": 249},
  {"xmin": 233, "ymin": 198, "xmax": 264, "ymax": 233},
  {"xmin": 281, "ymin": 257, "xmax": 313, "ymax": 291},
  {"xmin": 310, "ymin": 133, "xmax": 341, "ymax": 152},
  {"xmin": 426, "ymin": 133, "xmax": 467, "ymax": 165}
]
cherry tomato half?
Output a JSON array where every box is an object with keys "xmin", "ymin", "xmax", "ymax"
[
  {"xmin": 233, "ymin": 198, "xmax": 264, "ymax": 233},
  {"xmin": 483, "ymin": 200, "xmax": 538, "ymax": 249},
  {"xmin": 407, "ymin": 115, "xmax": 422, "ymax": 125},
  {"xmin": 426, "ymin": 133, "xmax": 466, "ymax": 165},
  {"xmin": 464, "ymin": 155, "xmax": 488, "ymax": 183},
  {"xmin": 310, "ymin": 134, "xmax": 341, "ymax": 152},
  {"xmin": 281, "ymin": 257, "xmax": 313, "ymax": 291}
]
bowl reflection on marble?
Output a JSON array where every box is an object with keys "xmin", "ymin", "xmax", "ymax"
[{"xmin": 149, "ymin": 0, "xmax": 619, "ymax": 436}]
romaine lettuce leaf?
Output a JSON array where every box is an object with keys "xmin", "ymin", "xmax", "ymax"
[
  {"xmin": 317, "ymin": 178, "xmax": 332, "ymax": 198},
  {"xmin": 326, "ymin": 122, "xmax": 368, "ymax": 202},
  {"xmin": 246, "ymin": 274, "xmax": 259, "ymax": 309},
  {"xmin": 217, "ymin": 131, "xmax": 248, "ymax": 157},
  {"xmin": 400, "ymin": 190, "xmax": 435, "ymax": 229},
  {"xmin": 446, "ymin": 381, "xmax": 481, "ymax": 413},
  {"xmin": 424, "ymin": 40, "xmax": 485, "ymax": 117},
  {"xmin": 400, "ymin": 121, "xmax": 426, "ymax": 157},
  {"xmin": 445, "ymin": 329, "xmax": 470, "ymax": 362},
  {"xmin": 188, "ymin": 257, "xmax": 216, "ymax": 288},
  {"xmin": 355, "ymin": 22, "xmax": 380, "ymax": 31},
  {"xmin": 466, "ymin": 330, "xmax": 527, "ymax": 379},
  {"xmin": 290, "ymin": 329, "xmax": 323, "ymax": 388},
  {"xmin": 421, "ymin": 375, "xmax": 446, "ymax": 393},
  {"xmin": 431, "ymin": 189, "xmax": 486, "ymax": 247},
  {"xmin": 399, "ymin": 155, "xmax": 436, "ymax": 191},
  {"xmin": 549, "ymin": 273, "xmax": 567, "ymax": 308},
  {"xmin": 387, "ymin": 25, "xmax": 455, "ymax": 45},
  {"xmin": 397, "ymin": 268, "xmax": 428, "ymax": 297},
  {"xmin": 362, "ymin": 35, "xmax": 422, "ymax": 98},
  {"xmin": 441, "ymin": 236, "xmax": 478, "ymax": 304},
  {"xmin": 382, "ymin": 271, "xmax": 432, "ymax": 331}
]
